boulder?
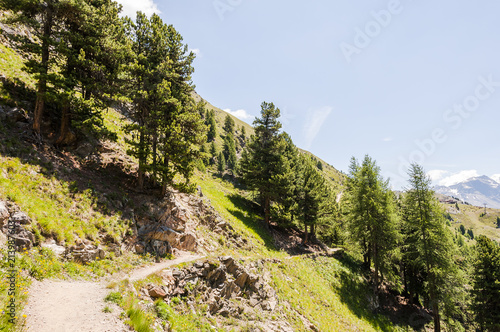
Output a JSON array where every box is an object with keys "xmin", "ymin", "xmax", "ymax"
[
  {"xmin": 148, "ymin": 286, "xmax": 167, "ymax": 298},
  {"xmin": 41, "ymin": 241, "xmax": 66, "ymax": 257},
  {"xmin": 10, "ymin": 211, "xmax": 31, "ymax": 225}
]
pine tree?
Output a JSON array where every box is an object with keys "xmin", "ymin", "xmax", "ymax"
[
  {"xmin": 344, "ymin": 155, "xmax": 399, "ymax": 296},
  {"xmin": 296, "ymin": 155, "xmax": 329, "ymax": 244},
  {"xmin": 0, "ymin": 0, "xmax": 74, "ymax": 133},
  {"xmin": 55, "ymin": 0, "xmax": 127, "ymax": 144},
  {"xmin": 239, "ymin": 101, "xmax": 286, "ymax": 226},
  {"xmin": 223, "ymin": 131, "xmax": 237, "ymax": 171},
  {"xmin": 209, "ymin": 141, "xmax": 217, "ymax": 165},
  {"xmin": 240, "ymin": 125, "xmax": 246, "ymax": 139},
  {"xmin": 223, "ymin": 114, "xmax": 235, "ymax": 135},
  {"xmin": 125, "ymin": 13, "xmax": 205, "ymax": 193},
  {"xmin": 402, "ymin": 164, "xmax": 459, "ymax": 332},
  {"xmin": 217, "ymin": 152, "xmax": 226, "ymax": 175},
  {"xmin": 471, "ymin": 235, "xmax": 500, "ymax": 331},
  {"xmin": 206, "ymin": 110, "xmax": 216, "ymax": 142},
  {"xmin": 496, "ymin": 216, "xmax": 500, "ymax": 228}
]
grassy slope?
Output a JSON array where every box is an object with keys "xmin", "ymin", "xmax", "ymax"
[
  {"xmin": 194, "ymin": 171, "xmax": 402, "ymax": 331},
  {"xmin": 443, "ymin": 202, "xmax": 500, "ymax": 242}
]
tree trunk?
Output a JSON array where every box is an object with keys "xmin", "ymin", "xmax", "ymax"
[
  {"xmin": 152, "ymin": 133, "xmax": 157, "ymax": 184},
  {"xmin": 432, "ymin": 299, "xmax": 440, "ymax": 332},
  {"xmin": 138, "ymin": 129, "xmax": 145, "ymax": 190},
  {"xmin": 161, "ymin": 158, "xmax": 169, "ymax": 196},
  {"xmin": 304, "ymin": 224, "xmax": 309, "ymax": 244},
  {"xmin": 33, "ymin": 6, "xmax": 54, "ymax": 134},
  {"xmin": 264, "ymin": 196, "xmax": 270, "ymax": 227},
  {"xmin": 373, "ymin": 244, "xmax": 379, "ymax": 297},
  {"xmin": 55, "ymin": 104, "xmax": 71, "ymax": 145}
]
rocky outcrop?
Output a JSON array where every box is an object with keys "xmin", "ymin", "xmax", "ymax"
[
  {"xmin": 134, "ymin": 188, "xmax": 250, "ymax": 257},
  {"xmin": 64, "ymin": 240, "xmax": 106, "ymax": 264},
  {"xmin": 0, "ymin": 200, "xmax": 35, "ymax": 250},
  {"xmin": 141, "ymin": 256, "xmax": 279, "ymax": 319}
]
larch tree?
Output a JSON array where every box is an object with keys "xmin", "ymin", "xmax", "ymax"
[
  {"xmin": 471, "ymin": 235, "xmax": 500, "ymax": 331},
  {"xmin": 401, "ymin": 163, "xmax": 459, "ymax": 332},
  {"xmin": 344, "ymin": 155, "xmax": 399, "ymax": 297}
]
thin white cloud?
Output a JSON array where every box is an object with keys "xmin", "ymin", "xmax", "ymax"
[
  {"xmin": 491, "ymin": 174, "xmax": 500, "ymax": 184},
  {"xmin": 438, "ymin": 170, "xmax": 479, "ymax": 187},
  {"xmin": 114, "ymin": 0, "xmax": 160, "ymax": 18},
  {"xmin": 382, "ymin": 137, "xmax": 393, "ymax": 142},
  {"xmin": 223, "ymin": 109, "xmax": 252, "ymax": 120},
  {"xmin": 427, "ymin": 169, "xmax": 448, "ymax": 183},
  {"xmin": 303, "ymin": 106, "xmax": 332, "ymax": 149}
]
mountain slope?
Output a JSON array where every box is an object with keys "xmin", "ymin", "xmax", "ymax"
[{"xmin": 435, "ymin": 175, "xmax": 500, "ymax": 209}]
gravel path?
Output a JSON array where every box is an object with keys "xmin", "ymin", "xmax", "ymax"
[{"xmin": 22, "ymin": 254, "xmax": 203, "ymax": 332}]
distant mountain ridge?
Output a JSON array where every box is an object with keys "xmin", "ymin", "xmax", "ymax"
[{"xmin": 435, "ymin": 175, "xmax": 500, "ymax": 209}]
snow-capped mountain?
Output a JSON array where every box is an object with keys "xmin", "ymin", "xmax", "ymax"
[{"xmin": 434, "ymin": 175, "xmax": 500, "ymax": 209}]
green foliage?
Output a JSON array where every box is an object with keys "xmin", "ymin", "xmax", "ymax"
[
  {"xmin": 154, "ymin": 299, "xmax": 172, "ymax": 320},
  {"xmin": 459, "ymin": 224, "xmax": 466, "ymax": 235},
  {"xmin": 206, "ymin": 110, "xmax": 217, "ymax": 142},
  {"xmin": 124, "ymin": 12, "xmax": 206, "ymax": 192},
  {"xmin": 344, "ymin": 155, "xmax": 399, "ymax": 293},
  {"xmin": 239, "ymin": 101, "xmax": 287, "ymax": 226},
  {"xmin": 217, "ymin": 152, "xmax": 225, "ymax": 175},
  {"xmin": 124, "ymin": 297, "xmax": 155, "ymax": 332},
  {"xmin": 223, "ymin": 114, "xmax": 235, "ymax": 135},
  {"xmin": 471, "ymin": 236, "xmax": 500, "ymax": 331},
  {"xmin": 401, "ymin": 164, "xmax": 462, "ymax": 331},
  {"xmin": 222, "ymin": 131, "xmax": 237, "ymax": 171},
  {"xmin": 105, "ymin": 291, "xmax": 123, "ymax": 304},
  {"xmin": 1, "ymin": 0, "xmax": 127, "ymax": 140},
  {"xmin": 497, "ymin": 216, "xmax": 500, "ymax": 228},
  {"xmin": 467, "ymin": 228, "xmax": 474, "ymax": 240}
]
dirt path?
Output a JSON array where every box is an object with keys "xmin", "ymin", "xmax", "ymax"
[{"xmin": 22, "ymin": 253, "xmax": 203, "ymax": 332}]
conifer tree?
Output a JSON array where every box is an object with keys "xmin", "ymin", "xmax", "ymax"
[
  {"xmin": 296, "ymin": 155, "xmax": 329, "ymax": 243},
  {"xmin": 223, "ymin": 132, "xmax": 237, "ymax": 171},
  {"xmin": 125, "ymin": 13, "xmax": 205, "ymax": 192},
  {"xmin": 239, "ymin": 101, "xmax": 286, "ymax": 226},
  {"xmin": 209, "ymin": 141, "xmax": 217, "ymax": 165},
  {"xmin": 217, "ymin": 152, "xmax": 226, "ymax": 175},
  {"xmin": 471, "ymin": 235, "xmax": 500, "ymax": 331},
  {"xmin": 402, "ymin": 164, "xmax": 459, "ymax": 332},
  {"xmin": 223, "ymin": 114, "xmax": 235, "ymax": 135},
  {"xmin": 0, "ymin": 0, "xmax": 73, "ymax": 133},
  {"xmin": 344, "ymin": 155, "xmax": 399, "ymax": 296},
  {"xmin": 55, "ymin": 0, "xmax": 127, "ymax": 144},
  {"xmin": 206, "ymin": 110, "xmax": 217, "ymax": 142}
]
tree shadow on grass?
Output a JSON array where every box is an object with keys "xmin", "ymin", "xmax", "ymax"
[
  {"xmin": 333, "ymin": 254, "xmax": 431, "ymax": 331},
  {"xmin": 226, "ymin": 194, "xmax": 277, "ymax": 251}
]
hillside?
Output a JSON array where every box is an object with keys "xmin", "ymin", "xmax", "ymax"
[
  {"xmin": 0, "ymin": 29, "xmax": 440, "ymax": 331},
  {"xmin": 1, "ymin": 9, "xmax": 496, "ymax": 332}
]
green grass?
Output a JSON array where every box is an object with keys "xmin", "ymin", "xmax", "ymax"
[
  {"xmin": 0, "ymin": 156, "xmax": 129, "ymax": 244},
  {"xmin": 268, "ymin": 256, "xmax": 401, "ymax": 332},
  {"xmin": 444, "ymin": 203, "xmax": 500, "ymax": 242},
  {"xmin": 194, "ymin": 171, "xmax": 285, "ymax": 258}
]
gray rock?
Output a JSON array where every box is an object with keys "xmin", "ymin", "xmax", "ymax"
[{"xmin": 10, "ymin": 211, "xmax": 31, "ymax": 225}]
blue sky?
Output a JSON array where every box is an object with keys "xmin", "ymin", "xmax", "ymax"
[{"xmin": 115, "ymin": 0, "xmax": 500, "ymax": 189}]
